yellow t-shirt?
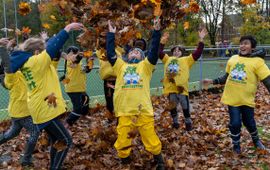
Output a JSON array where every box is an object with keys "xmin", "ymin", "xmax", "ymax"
[
  {"xmin": 162, "ymin": 54, "xmax": 195, "ymax": 96},
  {"xmin": 64, "ymin": 61, "xmax": 86, "ymax": 93},
  {"xmin": 4, "ymin": 72, "xmax": 30, "ymax": 118},
  {"xmin": 221, "ymin": 55, "xmax": 270, "ymax": 107},
  {"xmin": 51, "ymin": 60, "xmax": 59, "ymax": 70},
  {"xmin": 97, "ymin": 47, "xmax": 124, "ymax": 80},
  {"xmin": 113, "ymin": 58, "xmax": 154, "ymax": 117},
  {"xmin": 21, "ymin": 51, "xmax": 66, "ymax": 124}
]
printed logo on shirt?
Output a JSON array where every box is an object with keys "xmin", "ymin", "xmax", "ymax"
[
  {"xmin": 229, "ymin": 63, "xmax": 247, "ymax": 84},
  {"xmin": 122, "ymin": 66, "xmax": 143, "ymax": 89},
  {"xmin": 21, "ymin": 67, "xmax": 37, "ymax": 90},
  {"xmin": 167, "ymin": 59, "xmax": 179, "ymax": 74}
]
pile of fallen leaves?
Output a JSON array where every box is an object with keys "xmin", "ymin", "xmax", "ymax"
[
  {"xmin": 1, "ymin": 84, "xmax": 270, "ymax": 169},
  {"xmin": 39, "ymin": 0, "xmax": 200, "ymax": 51}
]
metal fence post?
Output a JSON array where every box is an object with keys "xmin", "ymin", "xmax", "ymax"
[
  {"xmin": 199, "ymin": 54, "xmax": 203, "ymax": 91},
  {"xmin": 3, "ymin": 0, "xmax": 7, "ymax": 37}
]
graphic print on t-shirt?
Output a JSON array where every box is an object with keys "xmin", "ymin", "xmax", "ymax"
[
  {"xmin": 229, "ymin": 63, "xmax": 247, "ymax": 84},
  {"xmin": 122, "ymin": 66, "xmax": 143, "ymax": 89}
]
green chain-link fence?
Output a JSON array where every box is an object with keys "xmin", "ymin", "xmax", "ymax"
[{"xmin": 0, "ymin": 47, "xmax": 269, "ymax": 121}]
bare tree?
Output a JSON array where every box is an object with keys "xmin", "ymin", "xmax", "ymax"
[{"xmin": 199, "ymin": 0, "xmax": 239, "ymax": 46}]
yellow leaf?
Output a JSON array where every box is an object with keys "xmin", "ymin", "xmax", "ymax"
[
  {"xmin": 42, "ymin": 23, "xmax": 51, "ymax": 29},
  {"xmin": 184, "ymin": 21, "xmax": 190, "ymax": 30},
  {"xmin": 50, "ymin": 15, "xmax": 57, "ymax": 20},
  {"xmin": 83, "ymin": 50, "xmax": 93, "ymax": 58},
  {"xmin": 18, "ymin": 2, "xmax": 32, "ymax": 16}
]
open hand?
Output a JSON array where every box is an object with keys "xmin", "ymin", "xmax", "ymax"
[
  {"xmin": 64, "ymin": 23, "xmax": 84, "ymax": 33},
  {"xmin": 161, "ymin": 32, "xmax": 169, "ymax": 44},
  {"xmin": 108, "ymin": 20, "xmax": 116, "ymax": 33},
  {"xmin": 199, "ymin": 28, "xmax": 208, "ymax": 41},
  {"xmin": 153, "ymin": 17, "xmax": 161, "ymax": 31}
]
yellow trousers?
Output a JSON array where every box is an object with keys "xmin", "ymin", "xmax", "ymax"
[{"xmin": 114, "ymin": 115, "xmax": 162, "ymax": 158}]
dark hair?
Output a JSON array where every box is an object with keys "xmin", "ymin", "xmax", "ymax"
[
  {"xmin": 67, "ymin": 46, "xmax": 79, "ymax": 54},
  {"xmin": 240, "ymin": 35, "xmax": 257, "ymax": 48},
  {"xmin": 133, "ymin": 38, "xmax": 147, "ymax": 51},
  {"xmin": 66, "ymin": 46, "xmax": 82, "ymax": 64},
  {"xmin": 170, "ymin": 46, "xmax": 186, "ymax": 55}
]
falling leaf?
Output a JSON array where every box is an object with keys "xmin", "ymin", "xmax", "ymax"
[
  {"xmin": 42, "ymin": 23, "xmax": 51, "ymax": 29},
  {"xmin": 188, "ymin": 0, "xmax": 200, "ymax": 13},
  {"xmin": 241, "ymin": 0, "xmax": 256, "ymax": 5},
  {"xmin": 22, "ymin": 26, "xmax": 31, "ymax": 34},
  {"xmin": 18, "ymin": 2, "xmax": 31, "ymax": 16},
  {"xmin": 127, "ymin": 129, "xmax": 138, "ymax": 139},
  {"xmin": 183, "ymin": 21, "xmax": 190, "ymax": 30},
  {"xmin": 53, "ymin": 140, "xmax": 67, "ymax": 152},
  {"xmin": 44, "ymin": 93, "xmax": 57, "ymax": 107},
  {"xmin": 62, "ymin": 78, "xmax": 70, "ymax": 85},
  {"xmin": 50, "ymin": 15, "xmax": 57, "ymax": 20},
  {"xmin": 83, "ymin": 50, "xmax": 93, "ymax": 58}
]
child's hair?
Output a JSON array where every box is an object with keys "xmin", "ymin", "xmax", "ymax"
[
  {"xmin": 67, "ymin": 46, "xmax": 79, "ymax": 54},
  {"xmin": 170, "ymin": 46, "xmax": 186, "ymax": 55},
  {"xmin": 23, "ymin": 37, "xmax": 45, "ymax": 54},
  {"xmin": 133, "ymin": 38, "xmax": 147, "ymax": 51},
  {"xmin": 240, "ymin": 35, "xmax": 257, "ymax": 48}
]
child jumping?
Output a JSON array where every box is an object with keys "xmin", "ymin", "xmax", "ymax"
[
  {"xmin": 2, "ymin": 23, "xmax": 84, "ymax": 169},
  {"xmin": 159, "ymin": 29, "xmax": 207, "ymax": 130},
  {"xmin": 62, "ymin": 46, "xmax": 92, "ymax": 126},
  {"xmin": 106, "ymin": 18, "xmax": 165, "ymax": 169},
  {"xmin": 0, "ymin": 39, "xmax": 39, "ymax": 167},
  {"xmin": 203, "ymin": 35, "xmax": 270, "ymax": 154}
]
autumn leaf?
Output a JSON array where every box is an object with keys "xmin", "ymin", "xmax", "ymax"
[
  {"xmin": 83, "ymin": 50, "xmax": 93, "ymax": 58},
  {"xmin": 127, "ymin": 129, "xmax": 139, "ymax": 139},
  {"xmin": 241, "ymin": 0, "xmax": 256, "ymax": 5},
  {"xmin": 183, "ymin": 21, "xmax": 190, "ymax": 30},
  {"xmin": 44, "ymin": 93, "xmax": 57, "ymax": 107},
  {"xmin": 50, "ymin": 15, "xmax": 57, "ymax": 20},
  {"xmin": 189, "ymin": 0, "xmax": 200, "ymax": 13},
  {"xmin": 61, "ymin": 78, "xmax": 70, "ymax": 85},
  {"xmin": 18, "ymin": 2, "xmax": 32, "ymax": 16},
  {"xmin": 22, "ymin": 26, "xmax": 31, "ymax": 34},
  {"xmin": 53, "ymin": 140, "xmax": 67, "ymax": 152},
  {"xmin": 42, "ymin": 23, "xmax": 51, "ymax": 29}
]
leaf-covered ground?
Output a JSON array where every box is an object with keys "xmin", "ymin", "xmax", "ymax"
[{"xmin": 1, "ymin": 85, "xmax": 270, "ymax": 170}]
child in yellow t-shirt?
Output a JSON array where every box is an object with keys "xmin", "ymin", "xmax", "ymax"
[
  {"xmin": 159, "ymin": 29, "xmax": 207, "ymax": 130},
  {"xmin": 5, "ymin": 23, "xmax": 84, "ymax": 169},
  {"xmin": 106, "ymin": 19, "xmax": 165, "ymax": 169},
  {"xmin": 62, "ymin": 46, "xmax": 92, "ymax": 126},
  {"xmin": 203, "ymin": 36, "xmax": 270, "ymax": 154},
  {"xmin": 96, "ymin": 46, "xmax": 124, "ymax": 115},
  {"xmin": 0, "ymin": 44, "xmax": 39, "ymax": 167}
]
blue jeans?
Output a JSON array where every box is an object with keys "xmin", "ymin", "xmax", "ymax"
[
  {"xmin": 168, "ymin": 93, "xmax": 190, "ymax": 119},
  {"xmin": 66, "ymin": 92, "xmax": 89, "ymax": 126},
  {"xmin": 228, "ymin": 105, "xmax": 259, "ymax": 145},
  {"xmin": 40, "ymin": 118, "xmax": 72, "ymax": 170},
  {"xmin": 0, "ymin": 116, "xmax": 39, "ymax": 164}
]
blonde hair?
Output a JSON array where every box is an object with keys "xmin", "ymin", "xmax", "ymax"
[{"xmin": 23, "ymin": 37, "xmax": 45, "ymax": 54}]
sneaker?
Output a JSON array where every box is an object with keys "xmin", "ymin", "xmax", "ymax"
[
  {"xmin": 185, "ymin": 118, "xmax": 193, "ymax": 131},
  {"xmin": 172, "ymin": 116, "xmax": 179, "ymax": 129},
  {"xmin": 121, "ymin": 156, "xmax": 131, "ymax": 164},
  {"xmin": 254, "ymin": 140, "xmax": 266, "ymax": 150},
  {"xmin": 154, "ymin": 154, "xmax": 165, "ymax": 170},
  {"xmin": 233, "ymin": 144, "xmax": 241, "ymax": 154}
]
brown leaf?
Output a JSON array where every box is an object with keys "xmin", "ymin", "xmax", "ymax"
[
  {"xmin": 52, "ymin": 140, "xmax": 67, "ymax": 152},
  {"xmin": 44, "ymin": 93, "xmax": 57, "ymax": 107}
]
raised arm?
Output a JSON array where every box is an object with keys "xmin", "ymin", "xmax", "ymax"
[
  {"xmin": 158, "ymin": 32, "xmax": 169, "ymax": 60},
  {"xmin": 46, "ymin": 23, "xmax": 83, "ymax": 59},
  {"xmin": 106, "ymin": 20, "xmax": 117, "ymax": 66},
  {"xmin": 147, "ymin": 18, "xmax": 161, "ymax": 65},
  {"xmin": 192, "ymin": 28, "xmax": 207, "ymax": 61}
]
